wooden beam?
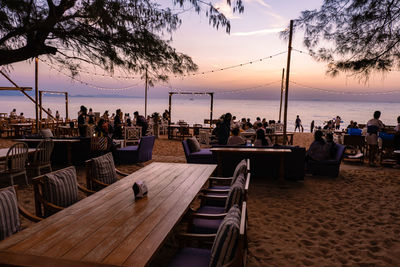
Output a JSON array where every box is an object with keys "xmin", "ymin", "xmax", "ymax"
[{"xmin": 0, "ymin": 87, "xmax": 32, "ymax": 91}]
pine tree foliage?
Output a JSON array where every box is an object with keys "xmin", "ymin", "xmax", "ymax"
[
  {"xmin": 294, "ymin": 0, "xmax": 400, "ymax": 77},
  {"xmin": 0, "ymin": 0, "xmax": 244, "ymax": 81}
]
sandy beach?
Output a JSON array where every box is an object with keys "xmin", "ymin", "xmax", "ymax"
[{"xmin": 1, "ymin": 133, "xmax": 400, "ymax": 266}]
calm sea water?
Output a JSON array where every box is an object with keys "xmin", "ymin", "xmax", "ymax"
[{"xmin": 0, "ymin": 95, "xmax": 398, "ymax": 132}]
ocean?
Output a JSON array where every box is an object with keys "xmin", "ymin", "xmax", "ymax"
[{"xmin": 0, "ymin": 95, "xmax": 398, "ymax": 132}]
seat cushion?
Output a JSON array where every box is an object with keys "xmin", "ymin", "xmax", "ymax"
[
  {"xmin": 91, "ymin": 152, "xmax": 117, "ymax": 185},
  {"xmin": 43, "ymin": 166, "xmax": 78, "ymax": 208},
  {"xmin": 168, "ymin": 247, "xmax": 211, "ymax": 267},
  {"xmin": 190, "ymin": 149, "xmax": 212, "ymax": 158},
  {"xmin": 197, "ymin": 206, "xmax": 225, "ymax": 214},
  {"xmin": 187, "ymin": 137, "xmax": 201, "ymax": 153},
  {"xmin": 117, "ymin": 146, "xmax": 138, "ymax": 152},
  {"xmin": 209, "ymin": 206, "xmax": 241, "ymax": 267},
  {"xmin": 0, "ymin": 187, "xmax": 20, "ymax": 241},
  {"xmin": 192, "ymin": 205, "xmax": 241, "ymax": 235}
]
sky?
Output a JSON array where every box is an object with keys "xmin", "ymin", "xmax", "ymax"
[{"xmin": 1, "ymin": 0, "xmax": 400, "ymax": 101}]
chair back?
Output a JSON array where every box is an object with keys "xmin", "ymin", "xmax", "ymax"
[
  {"xmin": 32, "ymin": 166, "xmax": 79, "ymax": 217},
  {"xmin": 85, "ymin": 152, "xmax": 117, "ymax": 191},
  {"xmin": 124, "ymin": 126, "xmax": 142, "ymax": 146},
  {"xmin": 138, "ymin": 135, "xmax": 156, "ymax": 162},
  {"xmin": 198, "ymin": 129, "xmax": 210, "ymax": 146},
  {"xmin": 182, "ymin": 139, "xmax": 191, "ymax": 159},
  {"xmin": 33, "ymin": 139, "xmax": 54, "ymax": 165},
  {"xmin": 0, "ymin": 186, "xmax": 21, "ymax": 241},
  {"xmin": 210, "ymin": 202, "xmax": 247, "ymax": 267},
  {"xmin": 179, "ymin": 125, "xmax": 190, "ymax": 136},
  {"xmin": 5, "ymin": 142, "xmax": 28, "ymax": 171},
  {"xmin": 91, "ymin": 136, "xmax": 109, "ymax": 151},
  {"xmin": 193, "ymin": 124, "xmax": 202, "ymax": 136}
]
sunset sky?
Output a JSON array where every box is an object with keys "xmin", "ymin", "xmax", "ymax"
[{"xmin": 2, "ymin": 0, "xmax": 400, "ymax": 101}]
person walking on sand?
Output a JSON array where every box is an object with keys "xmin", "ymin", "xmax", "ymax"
[
  {"xmin": 295, "ymin": 115, "xmax": 303, "ymax": 132},
  {"xmin": 310, "ymin": 120, "xmax": 315, "ymax": 133},
  {"xmin": 366, "ymin": 111, "xmax": 384, "ymax": 167}
]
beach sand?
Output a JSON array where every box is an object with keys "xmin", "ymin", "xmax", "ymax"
[{"xmin": 1, "ymin": 133, "xmax": 400, "ymax": 266}]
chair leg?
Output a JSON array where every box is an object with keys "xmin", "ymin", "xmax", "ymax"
[
  {"xmin": 10, "ymin": 174, "xmax": 14, "ymax": 186},
  {"xmin": 24, "ymin": 171, "xmax": 28, "ymax": 185}
]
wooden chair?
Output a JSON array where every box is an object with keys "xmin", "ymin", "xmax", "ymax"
[
  {"xmin": 169, "ymin": 202, "xmax": 247, "ymax": 267},
  {"xmin": 176, "ymin": 124, "xmax": 191, "ymax": 140},
  {"xmin": 28, "ymin": 139, "xmax": 54, "ymax": 176},
  {"xmin": 85, "ymin": 152, "xmax": 128, "ymax": 191},
  {"xmin": 0, "ymin": 143, "xmax": 29, "ymax": 185},
  {"xmin": 0, "ymin": 186, "xmax": 42, "ymax": 241},
  {"xmin": 124, "ymin": 126, "xmax": 142, "ymax": 146},
  {"xmin": 193, "ymin": 124, "xmax": 203, "ymax": 136},
  {"xmin": 32, "ymin": 166, "xmax": 94, "ymax": 218}
]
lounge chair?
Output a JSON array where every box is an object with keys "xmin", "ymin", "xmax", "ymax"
[
  {"xmin": 306, "ymin": 143, "xmax": 346, "ymax": 177},
  {"xmin": 113, "ymin": 135, "xmax": 155, "ymax": 164},
  {"xmin": 182, "ymin": 138, "xmax": 216, "ymax": 164}
]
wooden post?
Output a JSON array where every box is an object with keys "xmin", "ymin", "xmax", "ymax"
[
  {"xmin": 210, "ymin": 93, "xmax": 214, "ymax": 128},
  {"xmin": 278, "ymin": 68, "xmax": 285, "ymax": 123},
  {"xmin": 35, "ymin": 57, "xmax": 39, "ymax": 132},
  {"xmin": 65, "ymin": 93, "xmax": 69, "ymax": 121},
  {"xmin": 144, "ymin": 69, "xmax": 148, "ymax": 118},
  {"xmin": 168, "ymin": 92, "xmax": 172, "ymax": 139},
  {"xmin": 283, "ymin": 20, "xmax": 294, "ymax": 145},
  {"xmin": 39, "ymin": 91, "xmax": 43, "ymax": 121}
]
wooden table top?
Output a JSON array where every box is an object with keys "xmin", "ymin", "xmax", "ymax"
[
  {"xmin": 13, "ymin": 138, "xmax": 80, "ymax": 143},
  {"xmin": 8, "ymin": 123, "xmax": 32, "ymax": 127},
  {"xmin": 0, "ymin": 148, "xmax": 36, "ymax": 160},
  {"xmin": 211, "ymin": 147, "xmax": 292, "ymax": 154},
  {"xmin": 0, "ymin": 162, "xmax": 217, "ymax": 267}
]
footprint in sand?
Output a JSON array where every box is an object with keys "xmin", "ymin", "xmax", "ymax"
[
  {"xmin": 301, "ymin": 239, "xmax": 314, "ymax": 246},
  {"xmin": 334, "ymin": 229, "xmax": 345, "ymax": 236},
  {"xmin": 318, "ymin": 230, "xmax": 328, "ymax": 237}
]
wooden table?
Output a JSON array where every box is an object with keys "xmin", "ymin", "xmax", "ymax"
[
  {"xmin": 211, "ymin": 147, "xmax": 291, "ymax": 181},
  {"xmin": 8, "ymin": 123, "xmax": 33, "ymax": 137},
  {"xmin": 13, "ymin": 139, "xmax": 80, "ymax": 165},
  {"xmin": 0, "ymin": 148, "xmax": 36, "ymax": 160},
  {"xmin": 0, "ymin": 162, "xmax": 217, "ymax": 267}
]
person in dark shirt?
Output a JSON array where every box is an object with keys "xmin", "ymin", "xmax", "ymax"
[
  {"xmin": 78, "ymin": 106, "xmax": 87, "ymax": 137},
  {"xmin": 113, "ymin": 109, "xmax": 123, "ymax": 139},
  {"xmin": 134, "ymin": 111, "xmax": 148, "ymax": 136},
  {"xmin": 217, "ymin": 113, "xmax": 232, "ymax": 145}
]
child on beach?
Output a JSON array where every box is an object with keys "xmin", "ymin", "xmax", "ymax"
[{"xmin": 227, "ymin": 127, "xmax": 245, "ymax": 145}]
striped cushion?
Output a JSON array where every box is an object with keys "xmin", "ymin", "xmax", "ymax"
[
  {"xmin": 209, "ymin": 205, "xmax": 241, "ymax": 267},
  {"xmin": 0, "ymin": 187, "xmax": 20, "ymax": 241},
  {"xmin": 225, "ymin": 175, "xmax": 245, "ymax": 212},
  {"xmin": 231, "ymin": 160, "xmax": 247, "ymax": 185},
  {"xmin": 43, "ymin": 166, "xmax": 78, "ymax": 208},
  {"xmin": 91, "ymin": 152, "xmax": 117, "ymax": 185}
]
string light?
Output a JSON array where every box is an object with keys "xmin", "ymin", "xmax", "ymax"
[
  {"xmin": 291, "ymin": 81, "xmax": 400, "ymax": 95},
  {"xmin": 174, "ymin": 51, "xmax": 287, "ymax": 78},
  {"xmin": 40, "ymin": 59, "xmax": 142, "ymax": 91}
]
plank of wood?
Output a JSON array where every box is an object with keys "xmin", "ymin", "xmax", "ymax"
[
  {"xmin": 0, "ymin": 251, "xmax": 117, "ymax": 267},
  {"xmin": 15, "ymin": 163, "xmax": 172, "ymax": 254},
  {"xmin": 83, "ymin": 164, "xmax": 212, "ymax": 263},
  {"xmin": 0, "ymin": 163, "xmax": 161, "ymax": 250},
  {"xmin": 104, "ymin": 165, "xmax": 216, "ymax": 266}
]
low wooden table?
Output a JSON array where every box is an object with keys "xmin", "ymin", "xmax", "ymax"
[
  {"xmin": 0, "ymin": 162, "xmax": 216, "ymax": 267},
  {"xmin": 211, "ymin": 147, "xmax": 291, "ymax": 181},
  {"xmin": 0, "ymin": 148, "xmax": 36, "ymax": 160}
]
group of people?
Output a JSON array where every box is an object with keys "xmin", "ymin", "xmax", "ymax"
[
  {"xmin": 307, "ymin": 110, "xmax": 400, "ymax": 167},
  {"xmin": 212, "ymin": 113, "xmax": 279, "ymax": 146},
  {"xmin": 77, "ymin": 106, "xmax": 149, "ymax": 139}
]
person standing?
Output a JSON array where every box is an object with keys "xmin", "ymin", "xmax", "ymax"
[
  {"xmin": 295, "ymin": 115, "xmax": 303, "ymax": 132},
  {"xmin": 310, "ymin": 120, "xmax": 315, "ymax": 133},
  {"xmin": 47, "ymin": 108, "xmax": 52, "ymax": 121},
  {"xmin": 217, "ymin": 113, "xmax": 232, "ymax": 145},
  {"xmin": 134, "ymin": 111, "xmax": 148, "ymax": 136},
  {"xmin": 366, "ymin": 111, "xmax": 384, "ymax": 166},
  {"xmin": 78, "ymin": 106, "xmax": 87, "ymax": 137},
  {"xmin": 335, "ymin": 116, "xmax": 341, "ymax": 130}
]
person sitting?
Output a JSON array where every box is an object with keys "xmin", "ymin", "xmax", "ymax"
[
  {"xmin": 325, "ymin": 133, "xmax": 337, "ymax": 159},
  {"xmin": 95, "ymin": 118, "xmax": 110, "ymax": 137},
  {"xmin": 323, "ymin": 120, "xmax": 333, "ymax": 130},
  {"xmin": 134, "ymin": 111, "xmax": 148, "ymax": 136},
  {"xmin": 113, "ymin": 109, "xmax": 123, "ymax": 139},
  {"xmin": 254, "ymin": 128, "xmax": 271, "ymax": 147},
  {"xmin": 9, "ymin": 108, "xmax": 17, "ymax": 119},
  {"xmin": 244, "ymin": 122, "xmax": 255, "ymax": 133},
  {"xmin": 306, "ymin": 130, "xmax": 330, "ymax": 161},
  {"xmin": 18, "ymin": 112, "xmax": 25, "ymax": 121},
  {"xmin": 227, "ymin": 127, "xmax": 245, "ymax": 145}
]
